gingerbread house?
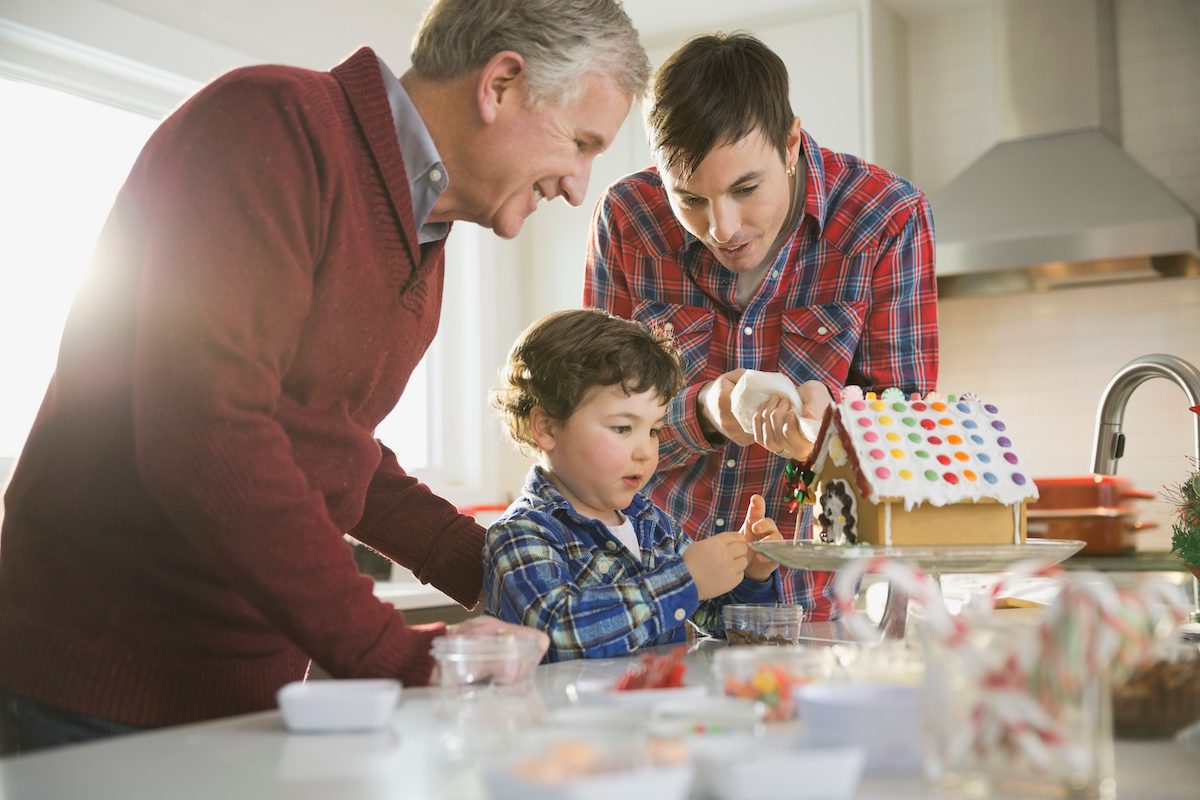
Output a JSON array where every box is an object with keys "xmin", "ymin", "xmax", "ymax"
[{"xmin": 802, "ymin": 388, "xmax": 1038, "ymax": 547}]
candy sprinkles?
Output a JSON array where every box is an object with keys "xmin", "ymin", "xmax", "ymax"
[{"xmin": 833, "ymin": 558, "xmax": 1190, "ymax": 788}]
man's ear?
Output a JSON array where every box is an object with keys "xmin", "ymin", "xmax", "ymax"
[
  {"xmin": 786, "ymin": 116, "xmax": 803, "ymax": 165},
  {"xmin": 476, "ymin": 50, "xmax": 525, "ymax": 125},
  {"xmin": 529, "ymin": 406, "xmax": 557, "ymax": 452}
]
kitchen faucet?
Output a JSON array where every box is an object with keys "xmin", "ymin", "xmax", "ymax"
[
  {"xmin": 1091, "ymin": 353, "xmax": 1200, "ymax": 476},
  {"xmin": 1091, "ymin": 353, "xmax": 1200, "ymax": 622}
]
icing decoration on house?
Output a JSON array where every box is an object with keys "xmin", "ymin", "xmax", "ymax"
[{"xmin": 802, "ymin": 387, "xmax": 1039, "ymax": 546}]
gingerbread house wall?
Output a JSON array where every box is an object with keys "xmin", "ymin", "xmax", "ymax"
[{"xmin": 812, "ymin": 460, "xmax": 1028, "ymax": 546}]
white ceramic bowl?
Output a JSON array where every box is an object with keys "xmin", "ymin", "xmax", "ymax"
[
  {"xmin": 276, "ymin": 679, "xmax": 401, "ymax": 733},
  {"xmin": 794, "ymin": 682, "xmax": 923, "ymax": 773},
  {"xmin": 572, "ymin": 680, "xmax": 707, "ymax": 708},
  {"xmin": 688, "ymin": 734, "xmax": 865, "ymax": 800}
]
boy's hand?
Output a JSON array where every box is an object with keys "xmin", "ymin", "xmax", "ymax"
[
  {"xmin": 739, "ymin": 494, "xmax": 783, "ymax": 582},
  {"xmin": 682, "ymin": 531, "xmax": 750, "ymax": 600}
]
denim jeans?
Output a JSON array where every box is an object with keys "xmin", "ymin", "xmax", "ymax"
[{"xmin": 0, "ymin": 686, "xmax": 146, "ymax": 755}]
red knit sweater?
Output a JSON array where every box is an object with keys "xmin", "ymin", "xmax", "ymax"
[{"xmin": 0, "ymin": 48, "xmax": 485, "ymax": 727}]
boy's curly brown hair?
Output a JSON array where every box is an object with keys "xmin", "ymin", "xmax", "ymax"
[{"xmin": 492, "ymin": 308, "xmax": 684, "ymax": 452}]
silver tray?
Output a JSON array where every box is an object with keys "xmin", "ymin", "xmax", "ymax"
[{"xmin": 750, "ymin": 538, "xmax": 1085, "ymax": 574}]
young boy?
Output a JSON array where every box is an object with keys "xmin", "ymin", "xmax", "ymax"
[{"xmin": 485, "ymin": 308, "xmax": 784, "ymax": 662}]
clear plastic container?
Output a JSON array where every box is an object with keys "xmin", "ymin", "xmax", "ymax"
[
  {"xmin": 711, "ymin": 645, "xmax": 834, "ymax": 722},
  {"xmin": 722, "ymin": 603, "xmax": 805, "ymax": 646},
  {"xmin": 431, "ymin": 633, "xmax": 542, "ymax": 689}
]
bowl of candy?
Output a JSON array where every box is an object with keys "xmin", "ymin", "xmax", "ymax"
[
  {"xmin": 722, "ymin": 604, "xmax": 805, "ymax": 646},
  {"xmin": 574, "ymin": 647, "xmax": 706, "ymax": 708},
  {"xmin": 712, "ymin": 646, "xmax": 834, "ymax": 722},
  {"xmin": 1112, "ymin": 637, "xmax": 1200, "ymax": 738}
]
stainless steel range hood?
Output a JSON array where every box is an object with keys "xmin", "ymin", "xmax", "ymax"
[{"xmin": 931, "ymin": 0, "xmax": 1200, "ymax": 296}]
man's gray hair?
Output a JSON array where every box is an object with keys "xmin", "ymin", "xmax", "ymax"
[{"xmin": 411, "ymin": 0, "xmax": 649, "ymax": 107}]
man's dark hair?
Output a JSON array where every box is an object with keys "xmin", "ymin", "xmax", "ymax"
[{"xmin": 646, "ymin": 32, "xmax": 794, "ymax": 178}]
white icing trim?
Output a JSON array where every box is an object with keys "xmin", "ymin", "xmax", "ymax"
[
  {"xmin": 884, "ymin": 501, "xmax": 892, "ymax": 546},
  {"xmin": 1013, "ymin": 503, "xmax": 1021, "ymax": 544}
]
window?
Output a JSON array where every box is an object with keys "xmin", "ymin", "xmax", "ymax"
[{"xmin": 0, "ymin": 77, "xmax": 157, "ymax": 480}]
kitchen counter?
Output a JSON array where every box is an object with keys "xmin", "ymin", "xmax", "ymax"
[{"xmin": 2, "ymin": 642, "xmax": 1197, "ymax": 799}]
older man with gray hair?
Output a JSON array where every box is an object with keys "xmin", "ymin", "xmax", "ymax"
[{"xmin": 0, "ymin": 0, "xmax": 648, "ymax": 754}]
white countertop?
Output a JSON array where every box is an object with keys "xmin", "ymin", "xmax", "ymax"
[
  {"xmin": 371, "ymin": 579, "xmax": 457, "ymax": 611},
  {"xmin": 1, "ymin": 641, "xmax": 1198, "ymax": 799}
]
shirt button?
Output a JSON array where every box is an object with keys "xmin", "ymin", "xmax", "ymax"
[
  {"xmin": 605, "ymin": 541, "xmax": 617, "ymax": 551},
  {"xmin": 599, "ymin": 561, "xmax": 611, "ymax": 575},
  {"xmin": 715, "ymin": 518, "xmax": 725, "ymax": 527},
  {"xmin": 770, "ymin": 270, "xmax": 780, "ymax": 278},
  {"xmin": 428, "ymin": 167, "xmax": 443, "ymax": 183},
  {"xmin": 817, "ymin": 325, "xmax": 829, "ymax": 336},
  {"xmin": 673, "ymin": 608, "xmax": 686, "ymax": 621},
  {"xmin": 663, "ymin": 322, "xmax": 674, "ymax": 332},
  {"xmin": 742, "ymin": 326, "xmax": 753, "ymax": 336},
  {"xmin": 726, "ymin": 459, "xmax": 736, "ymax": 468}
]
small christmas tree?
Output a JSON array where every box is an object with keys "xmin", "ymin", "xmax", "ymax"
[{"xmin": 1168, "ymin": 464, "xmax": 1200, "ymax": 578}]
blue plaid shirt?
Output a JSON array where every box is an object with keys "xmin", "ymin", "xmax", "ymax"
[{"xmin": 484, "ymin": 467, "xmax": 777, "ymax": 662}]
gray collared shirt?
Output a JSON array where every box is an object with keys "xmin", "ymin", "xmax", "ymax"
[{"xmin": 376, "ymin": 56, "xmax": 449, "ymax": 244}]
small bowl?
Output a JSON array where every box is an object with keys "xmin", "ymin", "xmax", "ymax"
[
  {"xmin": 794, "ymin": 682, "xmax": 923, "ymax": 774},
  {"xmin": 712, "ymin": 646, "xmax": 834, "ymax": 722},
  {"xmin": 688, "ymin": 735, "xmax": 865, "ymax": 800},
  {"xmin": 431, "ymin": 633, "xmax": 542, "ymax": 690},
  {"xmin": 722, "ymin": 604, "xmax": 805, "ymax": 646},
  {"xmin": 1112, "ymin": 638, "xmax": 1200, "ymax": 738},
  {"xmin": 483, "ymin": 737, "xmax": 693, "ymax": 800},
  {"xmin": 573, "ymin": 680, "xmax": 707, "ymax": 708},
  {"xmin": 276, "ymin": 679, "xmax": 401, "ymax": 733}
]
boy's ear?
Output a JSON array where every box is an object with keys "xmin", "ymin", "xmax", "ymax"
[{"xmin": 529, "ymin": 406, "xmax": 557, "ymax": 452}]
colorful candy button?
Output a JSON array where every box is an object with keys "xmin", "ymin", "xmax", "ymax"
[
  {"xmin": 891, "ymin": 448, "xmax": 905, "ymax": 459},
  {"xmin": 936, "ymin": 454, "xmax": 952, "ymax": 465},
  {"xmin": 982, "ymin": 472, "xmax": 998, "ymax": 484},
  {"xmin": 875, "ymin": 467, "xmax": 892, "ymax": 479},
  {"xmin": 912, "ymin": 402, "xmax": 928, "ymax": 412},
  {"xmin": 963, "ymin": 420, "xmax": 978, "ymax": 429},
  {"xmin": 886, "ymin": 432, "xmax": 901, "ymax": 442},
  {"xmin": 899, "ymin": 469, "xmax": 913, "ymax": 480},
  {"xmin": 1012, "ymin": 473, "xmax": 1027, "ymax": 485},
  {"xmin": 1003, "ymin": 452, "xmax": 1019, "ymax": 464},
  {"xmin": 863, "ymin": 431, "xmax": 880, "ymax": 442},
  {"xmin": 939, "ymin": 417, "xmax": 953, "ymax": 426},
  {"xmin": 879, "ymin": 415, "xmax": 894, "ymax": 425},
  {"xmin": 920, "ymin": 419, "xmax": 936, "ymax": 430},
  {"xmin": 963, "ymin": 470, "xmax": 977, "ymax": 481},
  {"xmin": 970, "ymin": 434, "xmax": 985, "ymax": 445},
  {"xmin": 881, "ymin": 387, "xmax": 905, "ymax": 401},
  {"xmin": 931, "ymin": 402, "xmax": 947, "ymax": 412},
  {"xmin": 954, "ymin": 451, "xmax": 969, "ymax": 461},
  {"xmin": 871, "ymin": 400, "xmax": 887, "ymax": 411},
  {"xmin": 902, "ymin": 417, "xmax": 916, "ymax": 427},
  {"xmin": 914, "ymin": 450, "xmax": 929, "ymax": 459},
  {"xmin": 997, "ymin": 436, "xmax": 1012, "ymax": 448},
  {"xmin": 984, "ymin": 404, "xmax": 999, "ymax": 414},
  {"xmin": 928, "ymin": 436, "xmax": 943, "ymax": 445},
  {"xmin": 943, "ymin": 472, "xmax": 959, "ymax": 485},
  {"xmin": 857, "ymin": 417, "xmax": 872, "ymax": 427},
  {"xmin": 947, "ymin": 434, "xmax": 963, "ymax": 445},
  {"xmin": 850, "ymin": 400, "xmax": 867, "ymax": 411},
  {"xmin": 977, "ymin": 453, "xmax": 991, "ymax": 463},
  {"xmin": 866, "ymin": 392, "xmax": 878, "ymax": 400},
  {"xmin": 892, "ymin": 402, "xmax": 906, "ymax": 412},
  {"xmin": 907, "ymin": 433, "xmax": 922, "ymax": 443},
  {"xmin": 955, "ymin": 402, "xmax": 971, "ymax": 414},
  {"xmin": 924, "ymin": 469, "xmax": 938, "ymax": 481},
  {"xmin": 991, "ymin": 421, "xmax": 1006, "ymax": 431},
  {"xmin": 869, "ymin": 448, "xmax": 885, "ymax": 460}
]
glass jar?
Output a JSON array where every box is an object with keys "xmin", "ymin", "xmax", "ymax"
[
  {"xmin": 722, "ymin": 603, "xmax": 805, "ymax": 646},
  {"xmin": 923, "ymin": 619, "xmax": 1115, "ymax": 800},
  {"xmin": 1111, "ymin": 636, "xmax": 1200, "ymax": 738}
]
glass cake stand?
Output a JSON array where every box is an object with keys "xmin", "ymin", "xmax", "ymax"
[{"xmin": 751, "ymin": 538, "xmax": 1086, "ymax": 638}]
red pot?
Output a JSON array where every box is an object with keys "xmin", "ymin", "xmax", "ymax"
[{"xmin": 1031, "ymin": 475, "xmax": 1155, "ymax": 509}]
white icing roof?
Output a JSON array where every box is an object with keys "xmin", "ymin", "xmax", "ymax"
[{"xmin": 812, "ymin": 391, "xmax": 1040, "ymax": 511}]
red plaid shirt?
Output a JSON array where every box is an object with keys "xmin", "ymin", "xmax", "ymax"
[{"xmin": 584, "ymin": 129, "xmax": 938, "ymax": 619}]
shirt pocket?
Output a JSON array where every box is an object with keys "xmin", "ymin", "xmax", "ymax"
[
  {"xmin": 563, "ymin": 541, "xmax": 628, "ymax": 586},
  {"xmin": 778, "ymin": 301, "xmax": 866, "ymax": 389},
  {"xmin": 631, "ymin": 300, "xmax": 715, "ymax": 382}
]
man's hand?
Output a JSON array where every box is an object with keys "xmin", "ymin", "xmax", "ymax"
[
  {"xmin": 698, "ymin": 368, "xmax": 754, "ymax": 446},
  {"xmin": 681, "ymin": 531, "xmax": 751, "ymax": 600},
  {"xmin": 738, "ymin": 494, "xmax": 783, "ymax": 582},
  {"xmin": 752, "ymin": 379, "xmax": 833, "ymax": 461}
]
